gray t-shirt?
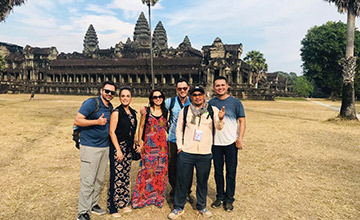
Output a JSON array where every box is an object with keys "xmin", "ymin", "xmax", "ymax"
[{"xmin": 209, "ymin": 96, "xmax": 245, "ymax": 146}]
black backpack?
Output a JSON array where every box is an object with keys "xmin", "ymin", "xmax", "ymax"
[
  {"xmin": 72, "ymin": 97, "xmax": 112, "ymax": 149},
  {"xmin": 181, "ymin": 105, "xmax": 214, "ymax": 145}
]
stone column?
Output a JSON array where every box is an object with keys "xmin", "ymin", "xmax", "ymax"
[
  {"xmin": 137, "ymin": 74, "xmax": 141, "ymax": 83},
  {"xmin": 128, "ymin": 74, "xmax": 132, "ymax": 83},
  {"xmin": 171, "ymin": 75, "xmax": 175, "ymax": 84},
  {"xmin": 237, "ymin": 67, "xmax": 241, "ymax": 84},
  {"xmin": 248, "ymin": 72, "xmax": 253, "ymax": 85},
  {"xmin": 162, "ymin": 74, "xmax": 166, "ymax": 84},
  {"xmin": 206, "ymin": 68, "xmax": 212, "ymax": 85},
  {"xmin": 189, "ymin": 74, "xmax": 193, "ymax": 84}
]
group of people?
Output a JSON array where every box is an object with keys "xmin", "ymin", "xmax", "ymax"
[{"xmin": 74, "ymin": 76, "xmax": 246, "ymax": 220}]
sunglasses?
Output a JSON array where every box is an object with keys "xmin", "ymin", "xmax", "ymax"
[
  {"xmin": 104, "ymin": 89, "xmax": 116, "ymax": 95},
  {"xmin": 177, "ymin": 87, "xmax": 188, "ymax": 91},
  {"xmin": 152, "ymin": 95, "xmax": 164, "ymax": 100},
  {"xmin": 191, "ymin": 93, "xmax": 204, "ymax": 97}
]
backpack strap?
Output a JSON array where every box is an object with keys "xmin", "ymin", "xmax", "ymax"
[
  {"xmin": 141, "ymin": 107, "xmax": 151, "ymax": 141},
  {"xmin": 168, "ymin": 97, "xmax": 176, "ymax": 125},
  {"xmin": 182, "ymin": 105, "xmax": 190, "ymax": 145},
  {"xmin": 87, "ymin": 97, "xmax": 100, "ymax": 119},
  {"xmin": 207, "ymin": 105, "xmax": 215, "ymax": 145}
]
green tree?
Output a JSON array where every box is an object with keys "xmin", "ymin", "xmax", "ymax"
[
  {"xmin": 1, "ymin": 0, "xmax": 26, "ymax": 22},
  {"xmin": 301, "ymin": 21, "xmax": 360, "ymax": 100},
  {"xmin": 244, "ymin": 50, "xmax": 268, "ymax": 73},
  {"xmin": 323, "ymin": 0, "xmax": 359, "ymax": 119},
  {"xmin": 294, "ymin": 76, "xmax": 314, "ymax": 97},
  {"xmin": 289, "ymin": 72, "xmax": 297, "ymax": 81},
  {"xmin": 141, "ymin": 0, "xmax": 159, "ymax": 90}
]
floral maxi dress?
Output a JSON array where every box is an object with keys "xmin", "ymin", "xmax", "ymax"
[{"xmin": 132, "ymin": 113, "xmax": 168, "ymax": 208}]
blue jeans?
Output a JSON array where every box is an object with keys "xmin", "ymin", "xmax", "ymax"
[
  {"xmin": 174, "ymin": 151, "xmax": 212, "ymax": 210},
  {"xmin": 212, "ymin": 142, "xmax": 238, "ymax": 204}
]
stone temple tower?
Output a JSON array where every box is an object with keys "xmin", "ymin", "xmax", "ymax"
[
  {"xmin": 178, "ymin": 35, "xmax": 192, "ymax": 50},
  {"xmin": 133, "ymin": 12, "xmax": 150, "ymax": 49},
  {"xmin": 83, "ymin": 24, "xmax": 99, "ymax": 56},
  {"xmin": 153, "ymin": 21, "xmax": 168, "ymax": 52}
]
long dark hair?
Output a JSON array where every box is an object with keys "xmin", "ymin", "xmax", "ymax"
[{"xmin": 149, "ymin": 89, "xmax": 168, "ymax": 118}]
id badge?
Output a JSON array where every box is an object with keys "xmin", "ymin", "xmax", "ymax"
[{"xmin": 194, "ymin": 129, "xmax": 203, "ymax": 142}]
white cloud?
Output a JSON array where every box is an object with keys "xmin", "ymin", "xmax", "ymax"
[{"xmin": 85, "ymin": 4, "xmax": 116, "ymax": 15}]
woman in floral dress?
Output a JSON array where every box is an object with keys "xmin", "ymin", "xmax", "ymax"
[
  {"xmin": 107, "ymin": 87, "xmax": 138, "ymax": 217},
  {"xmin": 132, "ymin": 89, "xmax": 168, "ymax": 208}
]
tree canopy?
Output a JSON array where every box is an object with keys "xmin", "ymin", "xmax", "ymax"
[
  {"xmin": 141, "ymin": 0, "xmax": 159, "ymax": 6},
  {"xmin": 300, "ymin": 21, "xmax": 360, "ymax": 99},
  {"xmin": 294, "ymin": 76, "xmax": 314, "ymax": 97},
  {"xmin": 323, "ymin": 0, "xmax": 360, "ymax": 15},
  {"xmin": 243, "ymin": 50, "xmax": 268, "ymax": 73},
  {"xmin": 0, "ymin": 0, "xmax": 26, "ymax": 22}
]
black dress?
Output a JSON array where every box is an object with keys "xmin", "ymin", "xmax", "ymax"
[{"xmin": 107, "ymin": 105, "xmax": 137, "ymax": 214}]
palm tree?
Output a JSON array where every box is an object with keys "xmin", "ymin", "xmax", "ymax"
[
  {"xmin": 0, "ymin": 0, "xmax": 26, "ymax": 22},
  {"xmin": 244, "ymin": 50, "xmax": 268, "ymax": 85},
  {"xmin": 324, "ymin": 0, "xmax": 359, "ymax": 120},
  {"xmin": 142, "ymin": 0, "xmax": 159, "ymax": 90}
]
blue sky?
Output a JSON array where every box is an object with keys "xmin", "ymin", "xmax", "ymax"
[{"xmin": 1, "ymin": 0, "xmax": 359, "ymax": 74}]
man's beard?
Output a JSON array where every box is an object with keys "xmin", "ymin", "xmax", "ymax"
[{"xmin": 102, "ymin": 94, "xmax": 111, "ymax": 103}]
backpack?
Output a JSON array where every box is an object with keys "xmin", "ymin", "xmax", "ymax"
[
  {"xmin": 72, "ymin": 97, "xmax": 112, "ymax": 149},
  {"xmin": 182, "ymin": 105, "xmax": 214, "ymax": 145}
]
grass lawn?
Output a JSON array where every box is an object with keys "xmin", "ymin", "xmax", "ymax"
[{"xmin": 0, "ymin": 94, "xmax": 359, "ymax": 220}]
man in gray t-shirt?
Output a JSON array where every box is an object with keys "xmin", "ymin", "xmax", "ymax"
[{"xmin": 209, "ymin": 76, "xmax": 246, "ymax": 212}]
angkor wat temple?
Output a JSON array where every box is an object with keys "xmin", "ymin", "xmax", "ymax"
[{"xmin": 0, "ymin": 12, "xmax": 293, "ymax": 99}]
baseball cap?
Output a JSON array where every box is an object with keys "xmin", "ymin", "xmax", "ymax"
[{"xmin": 189, "ymin": 86, "xmax": 205, "ymax": 95}]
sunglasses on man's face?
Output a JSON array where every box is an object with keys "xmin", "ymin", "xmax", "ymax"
[
  {"xmin": 104, "ymin": 89, "xmax": 116, "ymax": 95},
  {"xmin": 177, "ymin": 87, "xmax": 188, "ymax": 91},
  {"xmin": 152, "ymin": 95, "xmax": 163, "ymax": 100}
]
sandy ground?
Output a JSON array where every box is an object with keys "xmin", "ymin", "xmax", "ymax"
[{"xmin": 0, "ymin": 94, "xmax": 359, "ymax": 220}]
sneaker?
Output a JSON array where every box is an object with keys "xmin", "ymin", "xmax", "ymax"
[
  {"xmin": 199, "ymin": 208, "xmax": 213, "ymax": 218},
  {"xmin": 111, "ymin": 213, "xmax": 121, "ymax": 218},
  {"xmin": 168, "ymin": 208, "xmax": 185, "ymax": 219},
  {"xmin": 91, "ymin": 204, "xmax": 106, "ymax": 215},
  {"xmin": 77, "ymin": 213, "xmax": 90, "ymax": 220},
  {"xmin": 224, "ymin": 202, "xmax": 234, "ymax": 212},
  {"xmin": 122, "ymin": 207, "xmax": 132, "ymax": 213},
  {"xmin": 211, "ymin": 199, "xmax": 223, "ymax": 209},
  {"xmin": 186, "ymin": 194, "xmax": 194, "ymax": 204}
]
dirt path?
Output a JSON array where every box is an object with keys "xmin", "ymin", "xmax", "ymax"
[{"xmin": 307, "ymin": 98, "xmax": 360, "ymax": 118}]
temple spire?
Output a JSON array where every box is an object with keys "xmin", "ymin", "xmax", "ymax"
[
  {"xmin": 178, "ymin": 35, "xmax": 192, "ymax": 50},
  {"xmin": 133, "ymin": 12, "xmax": 150, "ymax": 49},
  {"xmin": 83, "ymin": 24, "xmax": 99, "ymax": 56},
  {"xmin": 153, "ymin": 21, "xmax": 168, "ymax": 51}
]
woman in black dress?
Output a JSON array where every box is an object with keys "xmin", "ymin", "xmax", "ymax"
[{"xmin": 107, "ymin": 86, "xmax": 138, "ymax": 217}]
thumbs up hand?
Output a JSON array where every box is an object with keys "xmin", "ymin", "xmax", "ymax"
[
  {"xmin": 97, "ymin": 113, "xmax": 107, "ymax": 125},
  {"xmin": 218, "ymin": 106, "xmax": 225, "ymax": 120}
]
